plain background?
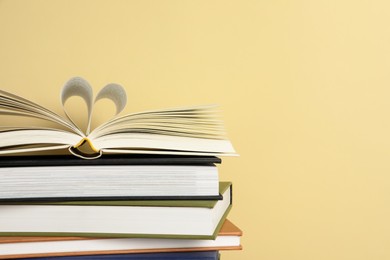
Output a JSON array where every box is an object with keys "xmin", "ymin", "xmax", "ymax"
[{"xmin": 1, "ymin": 1, "xmax": 390, "ymax": 259}]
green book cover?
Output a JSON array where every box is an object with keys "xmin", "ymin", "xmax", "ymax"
[{"xmin": 0, "ymin": 182, "xmax": 233, "ymax": 240}]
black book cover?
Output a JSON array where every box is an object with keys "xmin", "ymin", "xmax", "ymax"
[
  {"xmin": 21, "ymin": 251, "xmax": 220, "ymax": 260},
  {"xmin": 0, "ymin": 154, "xmax": 221, "ymax": 167}
]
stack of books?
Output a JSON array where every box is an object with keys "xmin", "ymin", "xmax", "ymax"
[{"xmin": 0, "ymin": 77, "xmax": 242, "ymax": 260}]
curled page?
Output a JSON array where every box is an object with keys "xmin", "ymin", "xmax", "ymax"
[
  {"xmin": 61, "ymin": 77, "xmax": 93, "ymax": 137},
  {"xmin": 90, "ymin": 83, "xmax": 127, "ymax": 135},
  {"xmin": 60, "ymin": 77, "xmax": 127, "ymax": 159}
]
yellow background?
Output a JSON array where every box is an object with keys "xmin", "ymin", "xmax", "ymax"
[{"xmin": 1, "ymin": 0, "xmax": 390, "ymax": 259}]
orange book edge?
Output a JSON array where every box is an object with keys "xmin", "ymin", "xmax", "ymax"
[{"xmin": 0, "ymin": 219, "xmax": 243, "ymax": 259}]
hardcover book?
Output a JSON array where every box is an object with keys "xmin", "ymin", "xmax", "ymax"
[
  {"xmin": 0, "ymin": 182, "xmax": 232, "ymax": 239},
  {"xmin": 0, "ymin": 155, "xmax": 222, "ymax": 201},
  {"xmin": 0, "ymin": 219, "xmax": 241, "ymax": 259},
  {"xmin": 0, "ymin": 77, "xmax": 236, "ymax": 159}
]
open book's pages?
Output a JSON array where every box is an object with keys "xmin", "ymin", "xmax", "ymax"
[
  {"xmin": 0, "ymin": 183, "xmax": 232, "ymax": 239},
  {"xmin": 0, "ymin": 77, "xmax": 236, "ymax": 159},
  {"xmin": 0, "ymin": 219, "xmax": 241, "ymax": 259}
]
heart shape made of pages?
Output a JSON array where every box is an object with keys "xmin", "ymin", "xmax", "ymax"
[{"xmin": 61, "ymin": 77, "xmax": 127, "ymax": 159}]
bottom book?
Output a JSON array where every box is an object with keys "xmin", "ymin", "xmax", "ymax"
[
  {"xmin": 0, "ymin": 220, "xmax": 241, "ymax": 259},
  {"xmin": 20, "ymin": 251, "xmax": 220, "ymax": 260}
]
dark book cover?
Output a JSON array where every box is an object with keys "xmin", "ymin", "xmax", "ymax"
[
  {"xmin": 0, "ymin": 154, "xmax": 221, "ymax": 167},
  {"xmin": 20, "ymin": 251, "xmax": 219, "ymax": 260}
]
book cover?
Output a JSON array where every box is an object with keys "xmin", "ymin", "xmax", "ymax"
[
  {"xmin": 0, "ymin": 154, "xmax": 222, "ymax": 167},
  {"xmin": 0, "ymin": 220, "xmax": 241, "ymax": 259},
  {"xmin": 0, "ymin": 183, "xmax": 232, "ymax": 239},
  {"xmin": 19, "ymin": 251, "xmax": 220, "ymax": 260}
]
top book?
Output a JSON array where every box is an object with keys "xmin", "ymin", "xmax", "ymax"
[{"xmin": 0, "ymin": 77, "xmax": 236, "ymax": 159}]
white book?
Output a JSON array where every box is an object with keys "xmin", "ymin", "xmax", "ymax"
[
  {"xmin": 0, "ymin": 219, "xmax": 242, "ymax": 259},
  {"xmin": 0, "ymin": 183, "xmax": 232, "ymax": 239},
  {"xmin": 0, "ymin": 77, "xmax": 236, "ymax": 159},
  {"xmin": 0, "ymin": 155, "xmax": 222, "ymax": 200},
  {"xmin": 0, "ymin": 164, "xmax": 219, "ymax": 200}
]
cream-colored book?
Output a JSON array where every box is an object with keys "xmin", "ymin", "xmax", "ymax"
[
  {"xmin": 0, "ymin": 183, "xmax": 233, "ymax": 240},
  {"xmin": 0, "ymin": 220, "xmax": 242, "ymax": 259},
  {"xmin": 0, "ymin": 77, "xmax": 236, "ymax": 159}
]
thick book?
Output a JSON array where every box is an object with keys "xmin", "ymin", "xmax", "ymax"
[
  {"xmin": 0, "ymin": 219, "xmax": 241, "ymax": 259},
  {"xmin": 19, "ymin": 251, "xmax": 220, "ymax": 260},
  {"xmin": 0, "ymin": 77, "xmax": 236, "ymax": 159},
  {"xmin": 0, "ymin": 182, "xmax": 232, "ymax": 239},
  {"xmin": 0, "ymin": 155, "xmax": 222, "ymax": 201}
]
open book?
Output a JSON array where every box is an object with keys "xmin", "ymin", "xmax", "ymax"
[{"xmin": 0, "ymin": 77, "xmax": 236, "ymax": 159}]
